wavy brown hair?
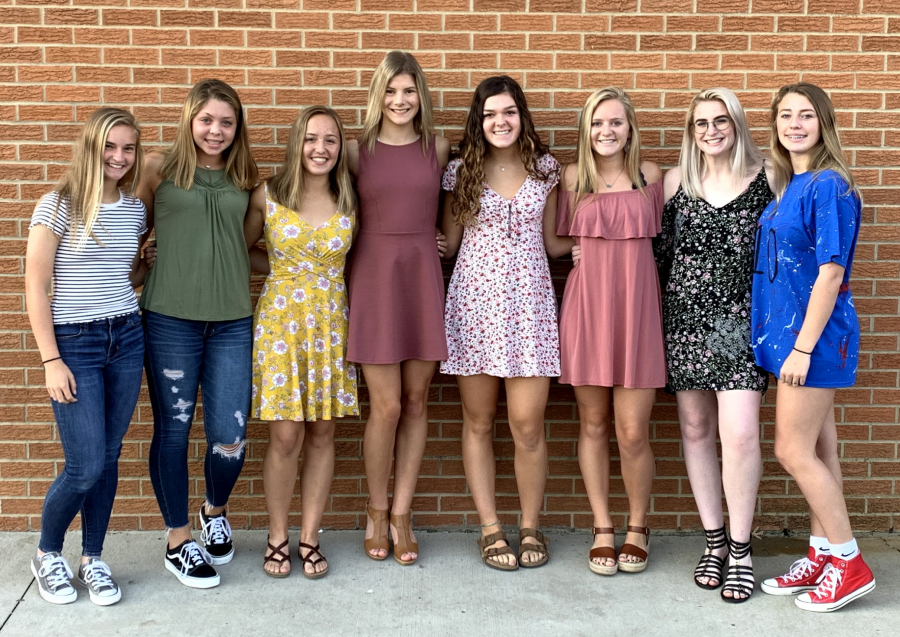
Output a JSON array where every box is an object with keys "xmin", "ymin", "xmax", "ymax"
[{"xmin": 451, "ymin": 75, "xmax": 551, "ymax": 228}]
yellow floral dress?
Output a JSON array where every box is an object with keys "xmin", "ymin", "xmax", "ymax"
[{"xmin": 252, "ymin": 189, "xmax": 358, "ymax": 421}]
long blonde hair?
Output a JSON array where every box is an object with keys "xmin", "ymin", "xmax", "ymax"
[
  {"xmin": 769, "ymin": 82, "xmax": 857, "ymax": 200},
  {"xmin": 679, "ymin": 88, "xmax": 764, "ymax": 200},
  {"xmin": 361, "ymin": 51, "xmax": 435, "ymax": 156},
  {"xmin": 53, "ymin": 107, "xmax": 143, "ymax": 250},
  {"xmin": 573, "ymin": 87, "xmax": 643, "ymax": 212},
  {"xmin": 267, "ymin": 106, "xmax": 356, "ymax": 217},
  {"xmin": 159, "ymin": 78, "xmax": 257, "ymax": 191}
]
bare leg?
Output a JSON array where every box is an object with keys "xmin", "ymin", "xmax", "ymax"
[
  {"xmin": 298, "ymin": 419, "xmax": 335, "ymax": 576},
  {"xmin": 613, "ymin": 386, "xmax": 656, "ymax": 564},
  {"xmin": 459, "ymin": 375, "xmax": 514, "ymax": 567},
  {"xmin": 262, "ymin": 419, "xmax": 304, "ymax": 575},
  {"xmin": 389, "ymin": 359, "xmax": 437, "ymax": 562},
  {"xmin": 504, "ymin": 376, "xmax": 550, "ymax": 564},
  {"xmin": 575, "ymin": 385, "xmax": 616, "ymax": 569},
  {"xmin": 810, "ymin": 406, "xmax": 842, "ymax": 538}
]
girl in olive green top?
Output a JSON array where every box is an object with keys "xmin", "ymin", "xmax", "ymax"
[{"xmin": 137, "ymin": 79, "xmax": 258, "ymax": 590}]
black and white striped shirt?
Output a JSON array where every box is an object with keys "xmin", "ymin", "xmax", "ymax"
[{"xmin": 29, "ymin": 191, "xmax": 147, "ymax": 324}]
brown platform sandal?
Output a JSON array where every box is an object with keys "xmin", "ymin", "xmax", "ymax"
[
  {"xmin": 364, "ymin": 504, "xmax": 389, "ymax": 561},
  {"xmin": 477, "ymin": 529, "xmax": 518, "ymax": 572},
  {"xmin": 263, "ymin": 536, "xmax": 291, "ymax": 578},
  {"xmin": 618, "ymin": 525, "xmax": 650, "ymax": 574},
  {"xmin": 298, "ymin": 541, "xmax": 328, "ymax": 579},
  {"xmin": 588, "ymin": 527, "xmax": 618, "ymax": 576},
  {"xmin": 390, "ymin": 512, "xmax": 419, "ymax": 566},
  {"xmin": 518, "ymin": 528, "xmax": 550, "ymax": 568}
]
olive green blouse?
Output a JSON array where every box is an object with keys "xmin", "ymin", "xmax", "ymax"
[{"xmin": 140, "ymin": 168, "xmax": 251, "ymax": 321}]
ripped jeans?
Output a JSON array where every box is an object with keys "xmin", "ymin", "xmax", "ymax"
[{"xmin": 143, "ymin": 310, "xmax": 252, "ymax": 529}]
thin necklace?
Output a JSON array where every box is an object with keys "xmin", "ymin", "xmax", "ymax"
[{"xmin": 599, "ymin": 166, "xmax": 625, "ymax": 188}]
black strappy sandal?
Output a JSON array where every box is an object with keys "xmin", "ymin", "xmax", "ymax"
[
  {"xmin": 694, "ymin": 525, "xmax": 727, "ymax": 589},
  {"xmin": 721, "ymin": 536, "xmax": 755, "ymax": 603},
  {"xmin": 298, "ymin": 541, "xmax": 329, "ymax": 580}
]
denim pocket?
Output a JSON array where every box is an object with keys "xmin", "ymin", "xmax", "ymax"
[{"xmin": 54, "ymin": 324, "xmax": 83, "ymax": 340}]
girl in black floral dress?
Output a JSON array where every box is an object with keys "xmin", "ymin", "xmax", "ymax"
[{"xmin": 654, "ymin": 88, "xmax": 774, "ymax": 603}]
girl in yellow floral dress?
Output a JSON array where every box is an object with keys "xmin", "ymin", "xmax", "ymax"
[{"xmin": 244, "ymin": 106, "xmax": 357, "ymax": 579}]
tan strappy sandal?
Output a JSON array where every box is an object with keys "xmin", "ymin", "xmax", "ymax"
[
  {"xmin": 298, "ymin": 541, "xmax": 328, "ymax": 579},
  {"xmin": 618, "ymin": 525, "xmax": 650, "ymax": 574},
  {"xmin": 390, "ymin": 512, "xmax": 419, "ymax": 566},
  {"xmin": 477, "ymin": 529, "xmax": 518, "ymax": 572},
  {"xmin": 518, "ymin": 528, "xmax": 550, "ymax": 568},
  {"xmin": 364, "ymin": 503, "xmax": 389, "ymax": 561},
  {"xmin": 588, "ymin": 526, "xmax": 618, "ymax": 576},
  {"xmin": 263, "ymin": 536, "xmax": 291, "ymax": 578}
]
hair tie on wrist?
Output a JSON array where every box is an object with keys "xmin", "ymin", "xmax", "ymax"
[
  {"xmin": 41, "ymin": 356, "xmax": 62, "ymax": 366},
  {"xmin": 792, "ymin": 346, "xmax": 812, "ymax": 356}
]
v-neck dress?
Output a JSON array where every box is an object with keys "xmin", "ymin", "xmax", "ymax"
[
  {"xmin": 251, "ymin": 188, "xmax": 359, "ymax": 422},
  {"xmin": 440, "ymin": 154, "xmax": 561, "ymax": 377},
  {"xmin": 654, "ymin": 168, "xmax": 772, "ymax": 392}
]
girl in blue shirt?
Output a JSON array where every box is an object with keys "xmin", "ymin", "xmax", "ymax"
[{"xmin": 752, "ymin": 83, "xmax": 873, "ymax": 613}]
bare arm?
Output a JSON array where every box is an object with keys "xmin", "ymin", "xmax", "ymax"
[
  {"xmin": 663, "ymin": 166, "xmax": 681, "ymax": 203},
  {"xmin": 440, "ymin": 190, "xmax": 464, "ymax": 259},
  {"xmin": 641, "ymin": 160, "xmax": 664, "ymax": 186},
  {"xmin": 136, "ymin": 152, "xmax": 164, "ymax": 235},
  {"xmin": 24, "ymin": 226, "xmax": 77, "ymax": 403},
  {"xmin": 244, "ymin": 184, "xmax": 270, "ymax": 275},
  {"xmin": 542, "ymin": 186, "xmax": 574, "ymax": 258},
  {"xmin": 347, "ymin": 139, "xmax": 360, "ymax": 178},
  {"xmin": 435, "ymin": 136, "xmax": 451, "ymax": 170},
  {"xmin": 128, "ymin": 231, "xmax": 151, "ymax": 288}
]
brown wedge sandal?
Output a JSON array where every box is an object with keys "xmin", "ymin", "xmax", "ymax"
[
  {"xmin": 518, "ymin": 528, "xmax": 550, "ymax": 568},
  {"xmin": 618, "ymin": 525, "xmax": 650, "ymax": 574},
  {"xmin": 263, "ymin": 536, "xmax": 291, "ymax": 578},
  {"xmin": 364, "ymin": 504, "xmax": 389, "ymax": 561},
  {"xmin": 298, "ymin": 541, "xmax": 329, "ymax": 580},
  {"xmin": 588, "ymin": 526, "xmax": 618, "ymax": 576},
  {"xmin": 477, "ymin": 529, "xmax": 518, "ymax": 572},
  {"xmin": 390, "ymin": 512, "xmax": 419, "ymax": 566}
]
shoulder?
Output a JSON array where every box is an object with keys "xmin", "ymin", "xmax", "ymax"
[
  {"xmin": 346, "ymin": 138, "xmax": 359, "ymax": 154},
  {"xmin": 662, "ymin": 166, "xmax": 682, "ymax": 201},
  {"xmin": 445, "ymin": 157, "xmax": 462, "ymax": 173},
  {"xmin": 538, "ymin": 152, "xmax": 560, "ymax": 172},
  {"xmin": 561, "ymin": 163, "xmax": 577, "ymax": 192},
  {"xmin": 144, "ymin": 151, "xmax": 165, "ymax": 172},
  {"xmin": 761, "ymin": 158, "xmax": 776, "ymax": 193},
  {"xmin": 640, "ymin": 160, "xmax": 663, "ymax": 185},
  {"xmin": 434, "ymin": 135, "xmax": 451, "ymax": 168}
]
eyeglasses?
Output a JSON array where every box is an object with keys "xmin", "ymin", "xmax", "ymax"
[{"xmin": 693, "ymin": 116, "xmax": 732, "ymax": 133}]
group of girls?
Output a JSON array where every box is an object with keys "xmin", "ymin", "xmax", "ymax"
[{"xmin": 25, "ymin": 48, "xmax": 873, "ymax": 614}]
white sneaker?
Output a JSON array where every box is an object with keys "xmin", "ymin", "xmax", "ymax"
[
  {"xmin": 31, "ymin": 552, "xmax": 77, "ymax": 605},
  {"xmin": 77, "ymin": 558, "xmax": 122, "ymax": 606}
]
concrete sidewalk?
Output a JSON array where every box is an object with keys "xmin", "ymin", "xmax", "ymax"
[{"xmin": 0, "ymin": 531, "xmax": 896, "ymax": 637}]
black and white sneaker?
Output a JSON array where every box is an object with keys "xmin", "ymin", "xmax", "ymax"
[
  {"xmin": 31, "ymin": 552, "xmax": 77, "ymax": 605},
  {"xmin": 199, "ymin": 506, "xmax": 234, "ymax": 565},
  {"xmin": 77, "ymin": 558, "xmax": 122, "ymax": 606},
  {"xmin": 164, "ymin": 539, "xmax": 220, "ymax": 589}
]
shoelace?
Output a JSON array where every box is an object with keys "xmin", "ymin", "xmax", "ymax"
[
  {"xmin": 39, "ymin": 555, "xmax": 73, "ymax": 591},
  {"xmin": 177, "ymin": 542, "xmax": 212, "ymax": 575},
  {"xmin": 81, "ymin": 560, "xmax": 115, "ymax": 591},
  {"xmin": 811, "ymin": 563, "xmax": 841, "ymax": 600},
  {"xmin": 201, "ymin": 514, "xmax": 232, "ymax": 545},
  {"xmin": 781, "ymin": 556, "xmax": 819, "ymax": 582}
]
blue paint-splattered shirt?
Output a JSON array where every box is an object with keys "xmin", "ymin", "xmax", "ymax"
[{"xmin": 751, "ymin": 169, "xmax": 861, "ymax": 388}]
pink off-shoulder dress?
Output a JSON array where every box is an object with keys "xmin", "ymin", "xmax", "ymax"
[{"xmin": 557, "ymin": 180, "xmax": 667, "ymax": 388}]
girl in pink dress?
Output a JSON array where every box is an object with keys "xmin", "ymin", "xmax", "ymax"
[
  {"xmin": 557, "ymin": 87, "xmax": 665, "ymax": 576},
  {"xmin": 441, "ymin": 76, "xmax": 572, "ymax": 571}
]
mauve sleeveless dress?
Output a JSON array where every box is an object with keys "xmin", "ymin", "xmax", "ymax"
[
  {"xmin": 556, "ymin": 180, "xmax": 667, "ymax": 388},
  {"xmin": 347, "ymin": 139, "xmax": 448, "ymax": 364}
]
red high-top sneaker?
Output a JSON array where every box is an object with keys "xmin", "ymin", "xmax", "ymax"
[
  {"xmin": 761, "ymin": 547, "xmax": 829, "ymax": 595},
  {"xmin": 795, "ymin": 553, "xmax": 875, "ymax": 612}
]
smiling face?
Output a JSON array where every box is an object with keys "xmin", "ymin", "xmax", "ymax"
[
  {"xmin": 191, "ymin": 98, "xmax": 237, "ymax": 166},
  {"xmin": 102, "ymin": 124, "xmax": 138, "ymax": 185},
  {"xmin": 481, "ymin": 92, "xmax": 521, "ymax": 150},
  {"xmin": 302, "ymin": 113, "xmax": 341, "ymax": 177},
  {"xmin": 590, "ymin": 99, "xmax": 630, "ymax": 159},
  {"xmin": 692, "ymin": 100, "xmax": 735, "ymax": 159},
  {"xmin": 382, "ymin": 73, "xmax": 420, "ymax": 128},
  {"xmin": 776, "ymin": 92, "xmax": 821, "ymax": 168}
]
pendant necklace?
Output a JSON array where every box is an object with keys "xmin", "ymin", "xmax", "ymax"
[{"xmin": 599, "ymin": 167, "xmax": 625, "ymax": 188}]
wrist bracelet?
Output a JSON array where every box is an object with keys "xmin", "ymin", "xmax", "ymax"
[
  {"xmin": 41, "ymin": 356, "xmax": 62, "ymax": 366},
  {"xmin": 792, "ymin": 346, "xmax": 812, "ymax": 356}
]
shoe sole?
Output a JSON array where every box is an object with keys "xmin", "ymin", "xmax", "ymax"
[
  {"xmin": 208, "ymin": 548, "xmax": 234, "ymax": 566},
  {"xmin": 78, "ymin": 580, "xmax": 122, "ymax": 607},
  {"xmin": 589, "ymin": 561, "xmax": 618, "ymax": 576},
  {"xmin": 761, "ymin": 581, "xmax": 817, "ymax": 596},
  {"xmin": 618, "ymin": 561, "xmax": 648, "ymax": 574},
  {"xmin": 30, "ymin": 561, "xmax": 77, "ymax": 605},
  {"xmin": 794, "ymin": 580, "xmax": 876, "ymax": 612},
  {"xmin": 164, "ymin": 559, "xmax": 221, "ymax": 589}
]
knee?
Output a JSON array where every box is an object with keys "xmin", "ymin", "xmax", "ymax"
[
  {"xmin": 63, "ymin": 459, "xmax": 105, "ymax": 493},
  {"xmin": 464, "ymin": 413, "xmax": 496, "ymax": 438},
  {"xmin": 211, "ymin": 437, "xmax": 247, "ymax": 461},
  {"xmin": 269, "ymin": 429, "xmax": 302, "ymax": 456},
  {"xmin": 773, "ymin": 438, "xmax": 802, "ymax": 475},
  {"xmin": 615, "ymin": 423, "xmax": 650, "ymax": 457},
  {"xmin": 680, "ymin": 414, "xmax": 714, "ymax": 445},
  {"xmin": 722, "ymin": 426, "xmax": 760, "ymax": 457},
  {"xmin": 400, "ymin": 390, "xmax": 428, "ymax": 420},
  {"xmin": 511, "ymin": 422, "xmax": 545, "ymax": 453},
  {"xmin": 304, "ymin": 426, "xmax": 334, "ymax": 452},
  {"xmin": 580, "ymin": 416, "xmax": 612, "ymax": 442},
  {"xmin": 369, "ymin": 397, "xmax": 402, "ymax": 426}
]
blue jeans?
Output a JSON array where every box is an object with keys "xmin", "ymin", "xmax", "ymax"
[
  {"xmin": 143, "ymin": 310, "xmax": 252, "ymax": 529},
  {"xmin": 39, "ymin": 312, "xmax": 144, "ymax": 557}
]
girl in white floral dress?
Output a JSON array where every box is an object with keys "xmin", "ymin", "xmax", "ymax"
[{"xmin": 244, "ymin": 106, "xmax": 357, "ymax": 579}]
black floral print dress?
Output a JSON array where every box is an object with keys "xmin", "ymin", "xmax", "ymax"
[{"xmin": 653, "ymin": 168, "xmax": 772, "ymax": 392}]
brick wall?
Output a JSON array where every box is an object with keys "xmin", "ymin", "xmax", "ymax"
[{"xmin": 1, "ymin": 1, "xmax": 898, "ymax": 534}]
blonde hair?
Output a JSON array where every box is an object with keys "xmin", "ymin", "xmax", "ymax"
[
  {"xmin": 573, "ymin": 87, "xmax": 643, "ymax": 212},
  {"xmin": 53, "ymin": 107, "xmax": 143, "ymax": 250},
  {"xmin": 679, "ymin": 88, "xmax": 764, "ymax": 200},
  {"xmin": 267, "ymin": 106, "xmax": 356, "ymax": 217},
  {"xmin": 361, "ymin": 51, "xmax": 435, "ymax": 156},
  {"xmin": 159, "ymin": 78, "xmax": 257, "ymax": 191},
  {"xmin": 769, "ymin": 82, "xmax": 857, "ymax": 201}
]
